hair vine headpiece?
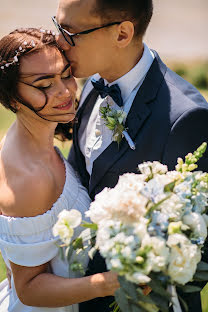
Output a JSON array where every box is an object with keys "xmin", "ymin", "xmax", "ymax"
[
  {"xmin": 0, "ymin": 40, "xmax": 36, "ymax": 70},
  {"xmin": 40, "ymin": 28, "xmax": 56, "ymax": 36},
  {"xmin": 0, "ymin": 29, "xmax": 56, "ymax": 71}
]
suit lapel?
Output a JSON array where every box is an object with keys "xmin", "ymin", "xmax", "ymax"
[
  {"xmin": 73, "ymin": 89, "xmax": 99, "ymax": 189},
  {"xmin": 89, "ymin": 51, "xmax": 167, "ymax": 195}
]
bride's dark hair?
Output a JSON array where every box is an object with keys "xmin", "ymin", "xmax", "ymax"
[{"xmin": 0, "ymin": 27, "xmax": 73, "ymax": 141}]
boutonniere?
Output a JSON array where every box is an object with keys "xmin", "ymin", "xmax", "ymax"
[{"xmin": 100, "ymin": 103, "xmax": 136, "ymax": 150}]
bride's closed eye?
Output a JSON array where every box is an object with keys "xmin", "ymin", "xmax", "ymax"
[{"xmin": 61, "ymin": 67, "xmax": 72, "ymax": 80}]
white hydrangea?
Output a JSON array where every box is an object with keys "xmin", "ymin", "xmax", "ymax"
[
  {"xmin": 167, "ymin": 234, "xmax": 201, "ymax": 285},
  {"xmin": 142, "ymin": 236, "xmax": 170, "ymax": 272},
  {"xmin": 183, "ymin": 212, "xmax": 207, "ymax": 240},
  {"xmin": 87, "ymin": 176, "xmax": 148, "ymax": 225},
  {"xmin": 53, "ymin": 209, "xmax": 82, "ymax": 245},
  {"xmin": 138, "ymin": 161, "xmax": 168, "ymax": 178},
  {"xmin": 141, "ymin": 174, "xmax": 174, "ymax": 204},
  {"xmin": 159, "ymin": 193, "xmax": 184, "ymax": 221}
]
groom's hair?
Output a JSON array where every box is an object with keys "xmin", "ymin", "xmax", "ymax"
[{"xmin": 92, "ymin": 0, "xmax": 153, "ymax": 37}]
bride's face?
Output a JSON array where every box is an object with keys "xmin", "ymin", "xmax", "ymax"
[{"xmin": 17, "ymin": 47, "xmax": 77, "ymax": 123}]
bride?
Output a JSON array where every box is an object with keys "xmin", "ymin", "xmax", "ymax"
[{"xmin": 0, "ymin": 28, "xmax": 119, "ymax": 311}]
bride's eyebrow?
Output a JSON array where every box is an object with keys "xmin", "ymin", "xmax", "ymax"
[{"xmin": 31, "ymin": 63, "xmax": 71, "ymax": 83}]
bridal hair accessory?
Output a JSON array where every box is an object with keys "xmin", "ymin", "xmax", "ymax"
[
  {"xmin": 40, "ymin": 29, "xmax": 56, "ymax": 36},
  {"xmin": 0, "ymin": 29, "xmax": 56, "ymax": 71},
  {"xmin": 0, "ymin": 40, "xmax": 36, "ymax": 70}
]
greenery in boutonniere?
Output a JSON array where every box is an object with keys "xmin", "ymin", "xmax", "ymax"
[{"xmin": 100, "ymin": 104, "xmax": 127, "ymax": 145}]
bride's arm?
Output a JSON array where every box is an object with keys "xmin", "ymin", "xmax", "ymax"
[{"xmin": 10, "ymin": 261, "xmax": 119, "ymax": 307}]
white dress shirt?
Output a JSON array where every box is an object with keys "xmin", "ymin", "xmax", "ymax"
[{"xmin": 79, "ymin": 43, "xmax": 154, "ymax": 175}]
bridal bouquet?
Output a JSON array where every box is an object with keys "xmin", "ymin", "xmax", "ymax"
[{"xmin": 53, "ymin": 143, "xmax": 208, "ymax": 312}]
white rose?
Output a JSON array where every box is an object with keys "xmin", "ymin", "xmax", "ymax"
[{"xmin": 167, "ymin": 234, "xmax": 201, "ymax": 285}]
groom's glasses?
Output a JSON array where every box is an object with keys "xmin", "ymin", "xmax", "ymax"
[{"xmin": 52, "ymin": 16, "xmax": 122, "ymax": 47}]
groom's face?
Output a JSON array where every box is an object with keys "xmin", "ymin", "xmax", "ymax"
[{"xmin": 56, "ymin": 0, "xmax": 119, "ymax": 78}]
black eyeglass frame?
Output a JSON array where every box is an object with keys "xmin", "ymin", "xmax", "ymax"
[{"xmin": 52, "ymin": 16, "xmax": 122, "ymax": 46}]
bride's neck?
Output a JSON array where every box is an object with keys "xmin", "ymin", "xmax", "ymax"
[{"xmin": 15, "ymin": 114, "xmax": 57, "ymax": 154}]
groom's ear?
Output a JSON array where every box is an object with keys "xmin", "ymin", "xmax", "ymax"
[{"xmin": 115, "ymin": 21, "xmax": 135, "ymax": 48}]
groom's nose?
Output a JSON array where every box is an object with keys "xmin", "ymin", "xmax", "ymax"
[{"xmin": 56, "ymin": 34, "xmax": 70, "ymax": 51}]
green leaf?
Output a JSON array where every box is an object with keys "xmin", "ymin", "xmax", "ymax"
[
  {"xmin": 193, "ymin": 271, "xmax": 208, "ymax": 281},
  {"xmin": 149, "ymin": 279, "xmax": 171, "ymax": 300},
  {"xmin": 196, "ymin": 261, "xmax": 208, "ymax": 272},
  {"xmin": 115, "ymin": 288, "xmax": 130, "ymax": 312},
  {"xmin": 58, "ymin": 246, "xmax": 65, "ymax": 261},
  {"xmin": 130, "ymin": 304, "xmax": 143, "ymax": 312},
  {"xmin": 134, "ymin": 301, "xmax": 159, "ymax": 312},
  {"xmin": 66, "ymin": 245, "xmax": 74, "ymax": 261},
  {"xmin": 149, "ymin": 292, "xmax": 169, "ymax": 312},
  {"xmin": 179, "ymin": 285, "xmax": 202, "ymax": 293},
  {"xmin": 81, "ymin": 221, "xmax": 98, "ymax": 231},
  {"xmin": 118, "ymin": 276, "xmax": 138, "ymax": 302},
  {"xmin": 164, "ymin": 181, "xmax": 176, "ymax": 193},
  {"xmin": 72, "ymin": 237, "xmax": 84, "ymax": 250}
]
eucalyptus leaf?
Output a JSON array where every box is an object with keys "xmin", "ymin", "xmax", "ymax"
[
  {"xmin": 149, "ymin": 279, "xmax": 171, "ymax": 300},
  {"xmin": 179, "ymin": 285, "xmax": 202, "ymax": 293},
  {"xmin": 130, "ymin": 304, "xmax": 143, "ymax": 312},
  {"xmin": 115, "ymin": 288, "xmax": 130, "ymax": 312},
  {"xmin": 135, "ymin": 288, "xmax": 156, "ymax": 305},
  {"xmin": 118, "ymin": 276, "xmax": 138, "ymax": 302},
  {"xmin": 136, "ymin": 301, "xmax": 159, "ymax": 312},
  {"xmin": 196, "ymin": 261, "xmax": 208, "ymax": 272},
  {"xmin": 193, "ymin": 271, "xmax": 208, "ymax": 281},
  {"xmin": 149, "ymin": 292, "xmax": 169, "ymax": 312}
]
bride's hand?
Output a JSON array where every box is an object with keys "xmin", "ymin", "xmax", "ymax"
[{"xmin": 91, "ymin": 271, "xmax": 120, "ymax": 297}]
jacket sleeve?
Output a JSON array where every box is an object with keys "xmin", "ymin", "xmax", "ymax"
[
  {"xmin": 68, "ymin": 143, "xmax": 78, "ymax": 172},
  {"xmin": 162, "ymin": 106, "xmax": 208, "ymax": 312},
  {"xmin": 162, "ymin": 107, "xmax": 208, "ymax": 172}
]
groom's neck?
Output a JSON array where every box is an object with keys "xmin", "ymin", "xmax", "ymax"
[{"xmin": 99, "ymin": 42, "xmax": 144, "ymax": 83}]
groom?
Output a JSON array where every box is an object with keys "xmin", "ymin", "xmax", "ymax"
[{"xmin": 56, "ymin": 0, "xmax": 208, "ymax": 311}]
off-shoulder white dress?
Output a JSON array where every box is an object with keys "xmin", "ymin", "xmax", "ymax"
[{"xmin": 0, "ymin": 150, "xmax": 91, "ymax": 312}]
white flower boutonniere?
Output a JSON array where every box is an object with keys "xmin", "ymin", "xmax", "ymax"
[{"xmin": 100, "ymin": 103, "xmax": 136, "ymax": 150}]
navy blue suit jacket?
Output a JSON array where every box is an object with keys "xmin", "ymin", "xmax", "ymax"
[{"xmin": 68, "ymin": 51, "xmax": 208, "ymax": 312}]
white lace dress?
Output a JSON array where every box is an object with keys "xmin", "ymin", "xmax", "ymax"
[{"xmin": 0, "ymin": 151, "xmax": 91, "ymax": 312}]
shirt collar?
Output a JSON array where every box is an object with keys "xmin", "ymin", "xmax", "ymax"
[{"xmin": 99, "ymin": 43, "xmax": 154, "ymax": 102}]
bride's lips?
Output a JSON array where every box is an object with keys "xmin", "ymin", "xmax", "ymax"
[{"xmin": 53, "ymin": 99, "xmax": 73, "ymax": 111}]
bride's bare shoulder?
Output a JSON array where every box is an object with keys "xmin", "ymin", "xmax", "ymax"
[{"xmin": 0, "ymin": 145, "xmax": 53, "ymax": 218}]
